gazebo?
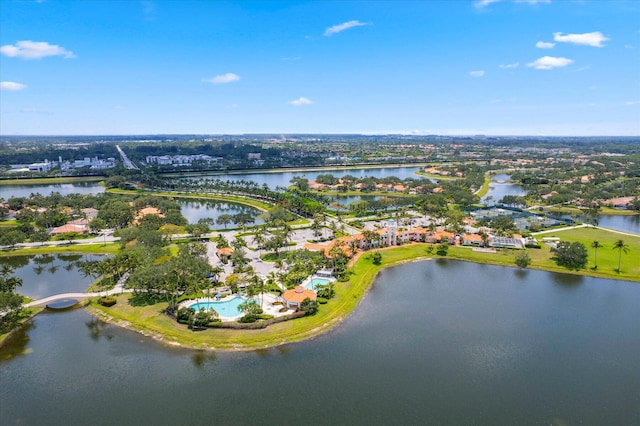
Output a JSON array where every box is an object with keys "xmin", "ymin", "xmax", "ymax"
[
  {"xmin": 281, "ymin": 286, "xmax": 317, "ymax": 309},
  {"xmin": 217, "ymin": 247, "xmax": 233, "ymax": 264}
]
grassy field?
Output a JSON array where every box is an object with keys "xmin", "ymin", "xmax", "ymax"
[
  {"xmin": 543, "ymin": 205, "xmax": 639, "ymax": 217},
  {"xmin": 474, "ymin": 173, "xmax": 491, "ymax": 197},
  {"xmin": 0, "ymin": 176, "xmax": 104, "ymax": 185},
  {"xmin": 107, "ymin": 188, "xmax": 273, "ymax": 212}
]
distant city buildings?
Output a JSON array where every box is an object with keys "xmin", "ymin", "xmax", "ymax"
[
  {"xmin": 7, "ymin": 156, "xmax": 116, "ymax": 174},
  {"xmin": 145, "ymin": 154, "xmax": 222, "ymax": 166}
]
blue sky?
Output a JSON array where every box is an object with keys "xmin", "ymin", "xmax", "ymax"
[{"xmin": 1, "ymin": 0, "xmax": 639, "ymax": 136}]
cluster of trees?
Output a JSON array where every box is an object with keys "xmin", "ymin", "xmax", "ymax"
[
  {"xmin": 0, "ymin": 265, "xmax": 24, "ymax": 334},
  {"xmin": 155, "ymin": 177, "xmax": 324, "ymax": 218},
  {"xmin": 0, "ymin": 191, "xmax": 191, "ymax": 247}
]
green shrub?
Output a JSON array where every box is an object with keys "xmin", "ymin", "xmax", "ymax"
[
  {"xmin": 257, "ymin": 313, "xmax": 274, "ymax": 320},
  {"xmin": 317, "ymin": 297, "xmax": 328, "ymax": 304},
  {"xmin": 239, "ymin": 313, "xmax": 258, "ymax": 323},
  {"xmin": 98, "ymin": 297, "xmax": 117, "ymax": 307},
  {"xmin": 177, "ymin": 307, "xmax": 195, "ymax": 322}
]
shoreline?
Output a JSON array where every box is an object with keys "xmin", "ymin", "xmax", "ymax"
[
  {"xmin": 4, "ymin": 240, "xmax": 638, "ymax": 352},
  {"xmin": 80, "ymin": 240, "xmax": 638, "ymax": 352},
  {"xmin": 0, "ymin": 176, "xmax": 104, "ymax": 186},
  {"xmin": 161, "ymin": 162, "xmax": 429, "ymax": 178}
]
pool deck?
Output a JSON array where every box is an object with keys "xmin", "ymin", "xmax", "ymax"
[
  {"xmin": 301, "ymin": 274, "xmax": 337, "ymax": 291},
  {"xmin": 179, "ymin": 293, "xmax": 292, "ymax": 321}
]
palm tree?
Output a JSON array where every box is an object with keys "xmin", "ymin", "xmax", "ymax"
[
  {"xmin": 591, "ymin": 240, "xmax": 602, "ymax": 269},
  {"xmin": 612, "ymin": 239, "xmax": 630, "ymax": 273}
]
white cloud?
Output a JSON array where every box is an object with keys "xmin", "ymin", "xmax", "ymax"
[
  {"xmin": 204, "ymin": 73, "xmax": 240, "ymax": 84},
  {"xmin": 0, "ymin": 40, "xmax": 74, "ymax": 59},
  {"xmin": 527, "ymin": 56, "xmax": 573, "ymax": 70},
  {"xmin": 475, "ymin": 0, "xmax": 550, "ymax": 8},
  {"xmin": 289, "ymin": 97, "xmax": 314, "ymax": 106},
  {"xmin": 625, "ymin": 100, "xmax": 640, "ymax": 106},
  {"xmin": 475, "ymin": 0, "xmax": 502, "ymax": 7},
  {"xmin": 323, "ymin": 20, "xmax": 368, "ymax": 36},
  {"xmin": 469, "ymin": 70, "xmax": 485, "ymax": 77},
  {"xmin": 0, "ymin": 81, "xmax": 27, "ymax": 91},
  {"xmin": 553, "ymin": 31, "xmax": 609, "ymax": 47},
  {"xmin": 499, "ymin": 62, "xmax": 519, "ymax": 69},
  {"xmin": 536, "ymin": 41, "xmax": 555, "ymax": 49}
]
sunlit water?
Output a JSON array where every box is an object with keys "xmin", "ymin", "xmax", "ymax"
[{"xmin": 2, "ymin": 260, "xmax": 638, "ymax": 425}]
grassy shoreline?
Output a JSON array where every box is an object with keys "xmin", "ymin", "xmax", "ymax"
[
  {"xmin": 106, "ymin": 188, "xmax": 273, "ymax": 212},
  {"xmin": 0, "ymin": 176, "xmax": 104, "ymax": 186},
  {"xmin": 2, "ymin": 225, "xmax": 637, "ymax": 352},
  {"xmin": 0, "ymin": 306, "xmax": 44, "ymax": 348},
  {"xmin": 85, "ymin": 226, "xmax": 638, "ymax": 352}
]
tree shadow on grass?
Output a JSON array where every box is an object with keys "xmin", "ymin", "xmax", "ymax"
[{"xmin": 128, "ymin": 292, "xmax": 165, "ymax": 307}]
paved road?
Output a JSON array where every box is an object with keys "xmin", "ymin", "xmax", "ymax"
[
  {"xmin": 533, "ymin": 223, "xmax": 639, "ymax": 237},
  {"xmin": 116, "ymin": 144, "xmax": 139, "ymax": 170}
]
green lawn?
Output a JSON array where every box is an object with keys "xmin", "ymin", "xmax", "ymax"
[
  {"xmin": 474, "ymin": 173, "xmax": 491, "ymax": 197},
  {"xmin": 535, "ymin": 227, "xmax": 640, "ymax": 278},
  {"xmin": 0, "ymin": 176, "xmax": 104, "ymax": 185}
]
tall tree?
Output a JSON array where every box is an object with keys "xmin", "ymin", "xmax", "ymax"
[
  {"xmin": 612, "ymin": 239, "xmax": 630, "ymax": 273},
  {"xmin": 0, "ymin": 265, "xmax": 24, "ymax": 333},
  {"xmin": 591, "ymin": 240, "xmax": 602, "ymax": 269}
]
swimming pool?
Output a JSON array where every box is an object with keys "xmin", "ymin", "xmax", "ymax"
[
  {"xmin": 188, "ymin": 296, "xmax": 257, "ymax": 319},
  {"xmin": 304, "ymin": 277, "xmax": 332, "ymax": 291}
]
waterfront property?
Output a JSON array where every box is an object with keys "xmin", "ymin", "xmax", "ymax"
[
  {"xmin": 281, "ymin": 286, "xmax": 317, "ymax": 309},
  {"xmin": 178, "ymin": 293, "xmax": 290, "ymax": 321},
  {"xmin": 302, "ymin": 273, "xmax": 336, "ymax": 291}
]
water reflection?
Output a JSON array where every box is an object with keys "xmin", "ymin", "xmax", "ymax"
[
  {"xmin": 86, "ymin": 317, "xmax": 114, "ymax": 342},
  {"xmin": 0, "ymin": 321, "xmax": 34, "ymax": 363},
  {"xmin": 191, "ymin": 350, "xmax": 217, "ymax": 368},
  {"xmin": 0, "ymin": 254, "xmax": 104, "ymax": 299},
  {"xmin": 513, "ymin": 269, "xmax": 529, "ymax": 279},
  {"xmin": 552, "ymin": 273, "xmax": 584, "ymax": 287},
  {"xmin": 33, "ymin": 254, "xmax": 56, "ymax": 265}
]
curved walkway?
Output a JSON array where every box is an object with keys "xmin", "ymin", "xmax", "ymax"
[
  {"xmin": 24, "ymin": 272, "xmax": 131, "ymax": 308},
  {"xmin": 532, "ymin": 223, "xmax": 640, "ymax": 237}
]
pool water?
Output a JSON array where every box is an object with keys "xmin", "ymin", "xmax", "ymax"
[
  {"xmin": 305, "ymin": 277, "xmax": 332, "ymax": 291},
  {"xmin": 189, "ymin": 297, "xmax": 256, "ymax": 319}
]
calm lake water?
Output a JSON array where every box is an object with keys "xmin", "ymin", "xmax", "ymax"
[
  {"xmin": 0, "ymin": 182, "xmax": 105, "ymax": 199},
  {"xmin": 593, "ymin": 215, "xmax": 640, "ymax": 235},
  {"xmin": 0, "ymin": 254, "xmax": 103, "ymax": 299},
  {"xmin": 482, "ymin": 173, "xmax": 527, "ymax": 205},
  {"xmin": 2, "ymin": 260, "xmax": 638, "ymax": 425},
  {"xmin": 186, "ymin": 166, "xmax": 424, "ymax": 189},
  {"xmin": 178, "ymin": 199, "xmax": 264, "ymax": 227}
]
